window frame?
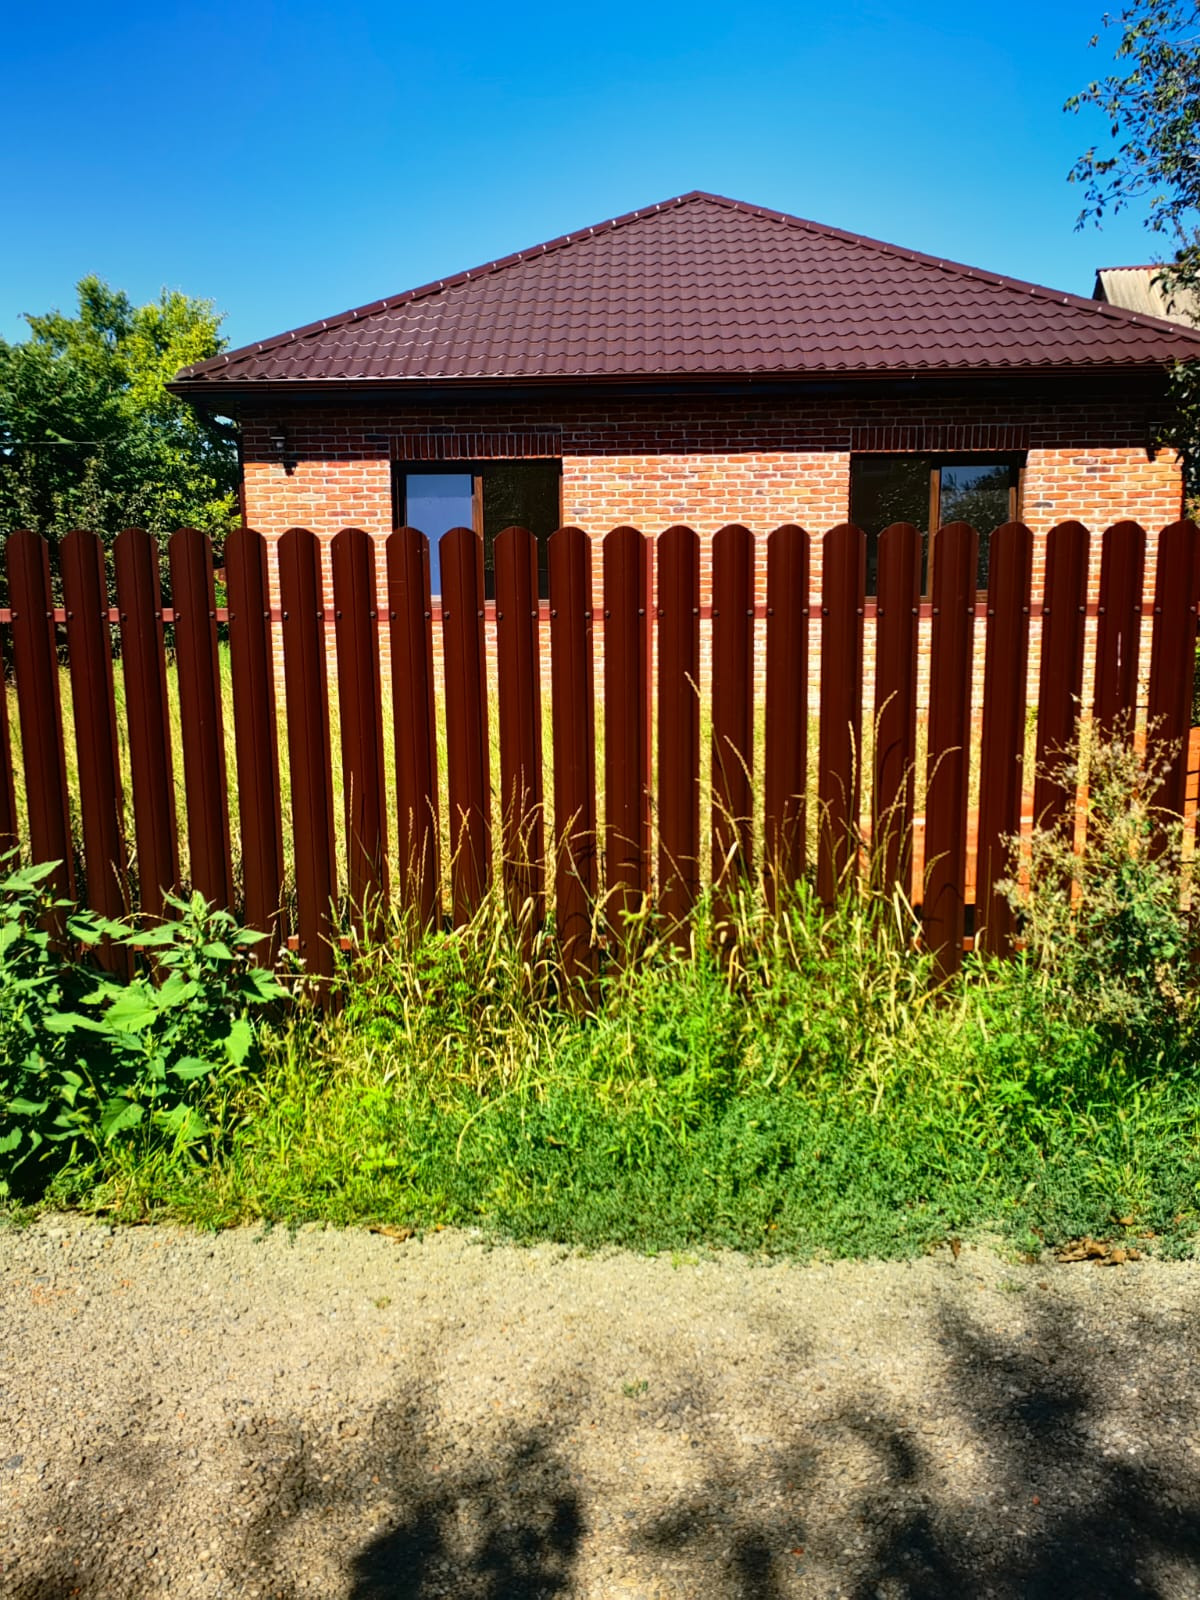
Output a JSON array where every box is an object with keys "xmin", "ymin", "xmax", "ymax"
[
  {"xmin": 391, "ymin": 460, "xmax": 563, "ymax": 599},
  {"xmin": 849, "ymin": 451, "xmax": 1025, "ymax": 596}
]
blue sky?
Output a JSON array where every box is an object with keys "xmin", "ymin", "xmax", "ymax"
[{"xmin": 0, "ymin": 0, "xmax": 1176, "ymax": 350}]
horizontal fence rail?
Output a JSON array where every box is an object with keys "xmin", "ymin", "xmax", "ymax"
[{"xmin": 1, "ymin": 519, "xmax": 1197, "ymax": 990}]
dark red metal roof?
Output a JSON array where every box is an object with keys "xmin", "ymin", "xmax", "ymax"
[{"xmin": 174, "ymin": 191, "xmax": 1200, "ymax": 388}]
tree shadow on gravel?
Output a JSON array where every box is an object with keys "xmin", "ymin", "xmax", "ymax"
[
  {"xmin": 346, "ymin": 1427, "xmax": 582, "ymax": 1600},
  {"xmin": 11, "ymin": 1287, "xmax": 1200, "ymax": 1598},
  {"xmin": 231, "ymin": 1392, "xmax": 583, "ymax": 1600},
  {"xmin": 627, "ymin": 1291, "xmax": 1200, "ymax": 1597},
  {"xmin": 842, "ymin": 1296, "xmax": 1200, "ymax": 1598}
]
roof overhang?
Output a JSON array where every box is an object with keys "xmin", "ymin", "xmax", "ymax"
[{"xmin": 169, "ymin": 364, "xmax": 1175, "ymax": 416}]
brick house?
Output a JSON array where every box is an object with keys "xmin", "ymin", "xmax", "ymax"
[{"xmin": 171, "ymin": 191, "xmax": 1200, "ymax": 699}]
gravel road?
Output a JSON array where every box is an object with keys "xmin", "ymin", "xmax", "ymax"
[{"xmin": 2, "ymin": 1215, "xmax": 1200, "ymax": 1598}]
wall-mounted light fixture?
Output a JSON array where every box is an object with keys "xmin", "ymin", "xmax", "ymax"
[{"xmin": 268, "ymin": 424, "xmax": 296, "ymax": 475}]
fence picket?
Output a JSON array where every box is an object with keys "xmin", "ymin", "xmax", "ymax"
[
  {"xmin": 711, "ymin": 525, "xmax": 755, "ymax": 919},
  {"xmin": 603, "ymin": 526, "xmax": 651, "ymax": 943},
  {"xmin": 225, "ymin": 527, "xmax": 285, "ymax": 956},
  {"xmin": 440, "ymin": 525, "xmax": 491, "ymax": 924},
  {"xmin": 331, "ymin": 527, "xmax": 389, "ymax": 935},
  {"xmin": 1147, "ymin": 519, "xmax": 1200, "ymax": 821},
  {"xmin": 975, "ymin": 522, "xmax": 1032, "ymax": 956},
  {"xmin": 495, "ymin": 525, "xmax": 545, "ymax": 928},
  {"xmin": 549, "ymin": 527, "xmax": 596, "ymax": 980},
  {"xmin": 817, "ymin": 523, "xmax": 865, "ymax": 904},
  {"xmin": 113, "ymin": 527, "xmax": 177, "ymax": 919},
  {"xmin": 763, "ymin": 524, "xmax": 809, "ymax": 905},
  {"xmin": 1093, "ymin": 521, "xmax": 1146, "ymax": 743},
  {"xmin": 386, "ymin": 528, "xmax": 439, "ymax": 926},
  {"xmin": 278, "ymin": 527, "xmax": 337, "ymax": 988},
  {"xmin": 924, "ymin": 522, "xmax": 977, "ymax": 977},
  {"xmin": 170, "ymin": 527, "xmax": 233, "ymax": 910},
  {"xmin": 657, "ymin": 525, "xmax": 701, "ymax": 932},
  {"xmin": 7, "ymin": 530, "xmax": 74, "ymax": 910},
  {"xmin": 0, "ymin": 620, "xmax": 16, "ymax": 861},
  {"xmin": 60, "ymin": 529, "xmax": 129, "ymax": 970},
  {"xmin": 1033, "ymin": 521, "xmax": 1089, "ymax": 832},
  {"xmin": 872, "ymin": 522, "xmax": 921, "ymax": 897}
]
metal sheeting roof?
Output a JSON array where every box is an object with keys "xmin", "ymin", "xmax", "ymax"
[{"xmin": 175, "ymin": 193, "xmax": 1200, "ymax": 389}]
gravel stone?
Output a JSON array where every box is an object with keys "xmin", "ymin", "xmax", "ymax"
[{"xmin": 2, "ymin": 1216, "xmax": 1199, "ymax": 1596}]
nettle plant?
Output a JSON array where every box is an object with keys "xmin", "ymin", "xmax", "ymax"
[{"xmin": 0, "ymin": 856, "xmax": 285, "ymax": 1195}]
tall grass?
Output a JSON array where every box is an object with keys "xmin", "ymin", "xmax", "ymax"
[{"xmin": 71, "ymin": 743, "xmax": 1200, "ymax": 1259}]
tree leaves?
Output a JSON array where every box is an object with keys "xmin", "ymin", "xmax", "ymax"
[{"xmin": 0, "ymin": 275, "xmax": 238, "ymax": 551}]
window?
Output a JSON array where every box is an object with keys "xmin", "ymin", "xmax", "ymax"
[
  {"xmin": 849, "ymin": 455, "xmax": 1022, "ymax": 594},
  {"xmin": 392, "ymin": 461, "xmax": 562, "ymax": 598}
]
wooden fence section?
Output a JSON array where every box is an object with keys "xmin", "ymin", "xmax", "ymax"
[{"xmin": 2, "ymin": 519, "xmax": 1198, "ymax": 986}]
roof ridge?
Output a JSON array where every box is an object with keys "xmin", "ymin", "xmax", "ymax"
[{"xmin": 176, "ymin": 192, "xmax": 714, "ymax": 379}]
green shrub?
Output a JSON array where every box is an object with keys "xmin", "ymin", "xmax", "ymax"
[
  {"xmin": 1003, "ymin": 731, "xmax": 1198, "ymax": 1065},
  {"xmin": 0, "ymin": 863, "xmax": 285, "ymax": 1198},
  {"xmin": 0, "ymin": 856, "xmax": 99, "ymax": 1192}
]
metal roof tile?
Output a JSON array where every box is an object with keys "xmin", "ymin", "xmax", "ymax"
[{"xmin": 174, "ymin": 192, "xmax": 1200, "ymax": 386}]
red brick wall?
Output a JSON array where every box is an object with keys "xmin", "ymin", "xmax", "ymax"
[
  {"xmin": 241, "ymin": 392, "xmax": 1181, "ymax": 587},
  {"xmin": 239, "ymin": 391, "xmax": 1182, "ymax": 718}
]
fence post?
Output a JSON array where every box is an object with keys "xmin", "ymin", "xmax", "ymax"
[
  {"xmin": 1093, "ymin": 521, "xmax": 1146, "ymax": 743},
  {"xmin": 817, "ymin": 523, "xmax": 865, "ymax": 905},
  {"xmin": 60, "ymin": 529, "xmax": 130, "ymax": 972},
  {"xmin": 1147, "ymin": 519, "xmax": 1200, "ymax": 822},
  {"xmin": 924, "ymin": 522, "xmax": 977, "ymax": 978},
  {"xmin": 113, "ymin": 527, "xmax": 177, "ymax": 919},
  {"xmin": 1033, "ymin": 521, "xmax": 1089, "ymax": 832},
  {"xmin": 440, "ymin": 525, "xmax": 491, "ymax": 924},
  {"xmin": 387, "ymin": 527, "xmax": 439, "ymax": 927},
  {"xmin": 872, "ymin": 522, "xmax": 922, "ymax": 899},
  {"xmin": 225, "ymin": 526, "xmax": 286, "ymax": 958},
  {"xmin": 603, "ymin": 526, "xmax": 651, "ymax": 946},
  {"xmin": 278, "ymin": 527, "xmax": 337, "ymax": 991},
  {"xmin": 0, "ymin": 617, "xmax": 17, "ymax": 862},
  {"xmin": 549, "ymin": 526, "xmax": 596, "ymax": 981},
  {"xmin": 764, "ymin": 524, "xmax": 809, "ymax": 907},
  {"xmin": 170, "ymin": 527, "xmax": 233, "ymax": 911},
  {"xmin": 332, "ymin": 527, "xmax": 389, "ymax": 937},
  {"xmin": 7, "ymin": 530, "xmax": 74, "ymax": 909},
  {"xmin": 711, "ymin": 524, "xmax": 755, "ymax": 923},
  {"xmin": 657, "ymin": 525, "xmax": 700, "ymax": 935},
  {"xmin": 975, "ymin": 522, "xmax": 1032, "ymax": 957},
  {"xmin": 494, "ymin": 525, "xmax": 545, "ymax": 930}
]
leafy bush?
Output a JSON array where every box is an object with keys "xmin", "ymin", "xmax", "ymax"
[
  {"xmin": 1003, "ymin": 731, "xmax": 1199, "ymax": 1063},
  {"xmin": 0, "ymin": 861, "xmax": 284, "ymax": 1198},
  {"xmin": 0, "ymin": 856, "xmax": 98, "ymax": 1191}
]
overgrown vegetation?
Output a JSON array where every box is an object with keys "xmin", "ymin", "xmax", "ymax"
[
  {"xmin": 2, "ymin": 735, "xmax": 1199, "ymax": 1261},
  {"xmin": 0, "ymin": 857, "xmax": 283, "ymax": 1198}
]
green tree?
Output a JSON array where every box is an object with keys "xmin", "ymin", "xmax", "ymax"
[
  {"xmin": 0, "ymin": 276, "xmax": 238, "ymax": 547},
  {"xmin": 1066, "ymin": 1, "xmax": 1200, "ymax": 296},
  {"xmin": 1067, "ymin": 4, "xmax": 1200, "ymax": 498}
]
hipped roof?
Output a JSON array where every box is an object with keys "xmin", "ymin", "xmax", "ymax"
[{"xmin": 173, "ymin": 191, "xmax": 1200, "ymax": 395}]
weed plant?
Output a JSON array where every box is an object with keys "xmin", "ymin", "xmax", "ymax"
[
  {"xmin": 7, "ymin": 729, "xmax": 1200, "ymax": 1261},
  {"xmin": 143, "ymin": 736, "xmax": 1200, "ymax": 1257}
]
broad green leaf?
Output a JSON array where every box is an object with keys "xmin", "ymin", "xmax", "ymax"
[
  {"xmin": 170, "ymin": 1057, "xmax": 213, "ymax": 1083},
  {"xmin": 99, "ymin": 1098, "xmax": 145, "ymax": 1140},
  {"xmin": 224, "ymin": 1016, "xmax": 253, "ymax": 1066}
]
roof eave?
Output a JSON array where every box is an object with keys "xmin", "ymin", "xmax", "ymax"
[{"xmin": 169, "ymin": 362, "xmax": 1178, "ymax": 412}]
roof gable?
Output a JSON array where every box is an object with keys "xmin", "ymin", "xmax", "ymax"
[{"xmin": 175, "ymin": 191, "xmax": 1200, "ymax": 387}]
